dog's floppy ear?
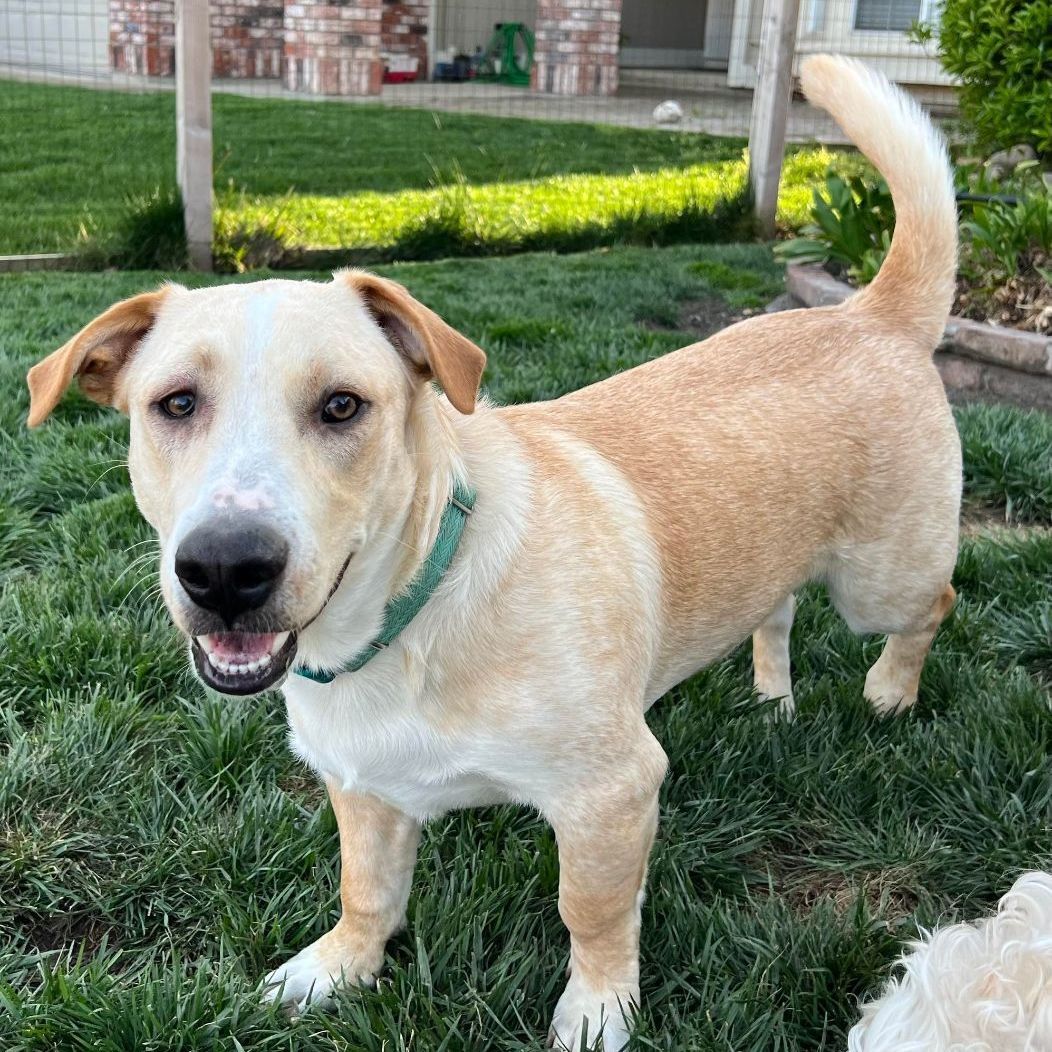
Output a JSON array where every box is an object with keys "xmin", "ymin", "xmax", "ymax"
[
  {"xmin": 26, "ymin": 288, "xmax": 171, "ymax": 427},
  {"xmin": 342, "ymin": 270, "xmax": 486, "ymax": 414}
]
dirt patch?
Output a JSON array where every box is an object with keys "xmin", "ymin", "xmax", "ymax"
[
  {"xmin": 960, "ymin": 506, "xmax": 1052, "ymax": 536},
  {"xmin": 641, "ymin": 296, "xmax": 758, "ymax": 341},
  {"xmin": 781, "ymin": 868, "xmax": 920, "ymax": 923},
  {"xmin": 954, "ymin": 261, "xmax": 1051, "ymax": 335},
  {"xmin": 21, "ymin": 911, "xmax": 111, "ymax": 956},
  {"xmin": 754, "ymin": 854, "xmax": 920, "ymax": 924},
  {"xmin": 278, "ymin": 771, "xmax": 326, "ymax": 802}
]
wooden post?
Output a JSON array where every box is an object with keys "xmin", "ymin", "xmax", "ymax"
[
  {"xmin": 176, "ymin": 0, "xmax": 213, "ymax": 270},
  {"xmin": 427, "ymin": 0, "xmax": 438, "ymax": 81},
  {"xmin": 747, "ymin": 0, "xmax": 802, "ymax": 239}
]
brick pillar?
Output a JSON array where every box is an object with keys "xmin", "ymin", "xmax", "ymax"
[
  {"xmin": 531, "ymin": 0, "xmax": 622, "ymax": 96},
  {"xmin": 380, "ymin": 0, "xmax": 429, "ymax": 79},
  {"xmin": 212, "ymin": 1, "xmax": 285, "ymax": 79},
  {"xmin": 110, "ymin": 0, "xmax": 175, "ymax": 76},
  {"xmin": 284, "ymin": 0, "xmax": 383, "ymax": 96}
]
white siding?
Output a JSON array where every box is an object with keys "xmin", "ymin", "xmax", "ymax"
[{"xmin": 0, "ymin": 0, "xmax": 110, "ymax": 75}]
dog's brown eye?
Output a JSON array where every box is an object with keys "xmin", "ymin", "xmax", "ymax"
[
  {"xmin": 159, "ymin": 391, "xmax": 196, "ymax": 419},
  {"xmin": 321, "ymin": 392, "xmax": 362, "ymax": 424}
]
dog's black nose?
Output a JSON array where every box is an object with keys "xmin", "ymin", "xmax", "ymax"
[{"xmin": 175, "ymin": 523, "xmax": 289, "ymax": 625}]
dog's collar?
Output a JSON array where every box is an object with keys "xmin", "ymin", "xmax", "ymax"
[{"xmin": 294, "ymin": 480, "xmax": 476, "ymax": 684}]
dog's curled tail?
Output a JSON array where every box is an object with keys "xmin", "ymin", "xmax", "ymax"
[{"xmin": 799, "ymin": 54, "xmax": 957, "ymax": 351}]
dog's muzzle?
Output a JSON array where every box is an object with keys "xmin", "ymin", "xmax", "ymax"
[{"xmin": 192, "ymin": 630, "xmax": 298, "ymax": 695}]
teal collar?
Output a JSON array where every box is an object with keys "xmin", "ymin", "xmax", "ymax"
[{"xmin": 294, "ymin": 480, "xmax": 476, "ymax": 684}]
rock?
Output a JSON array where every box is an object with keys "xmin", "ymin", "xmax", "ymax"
[
  {"xmin": 653, "ymin": 100, "xmax": 684, "ymax": 125},
  {"xmin": 985, "ymin": 143, "xmax": 1038, "ymax": 180},
  {"xmin": 765, "ymin": 293, "xmax": 801, "ymax": 314}
]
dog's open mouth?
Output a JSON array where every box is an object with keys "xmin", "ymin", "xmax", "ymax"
[{"xmin": 192, "ymin": 630, "xmax": 297, "ymax": 695}]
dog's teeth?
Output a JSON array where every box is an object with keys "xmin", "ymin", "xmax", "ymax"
[{"xmin": 199, "ymin": 633, "xmax": 287, "ymax": 679}]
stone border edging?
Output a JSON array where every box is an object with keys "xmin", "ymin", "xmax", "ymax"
[{"xmin": 0, "ymin": 254, "xmax": 77, "ymax": 273}]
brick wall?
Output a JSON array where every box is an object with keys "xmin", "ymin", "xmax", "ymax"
[
  {"xmin": 213, "ymin": 2, "xmax": 284, "ymax": 78},
  {"xmin": 110, "ymin": 0, "xmax": 175, "ymax": 76},
  {"xmin": 380, "ymin": 0, "xmax": 427, "ymax": 78},
  {"xmin": 283, "ymin": 0, "xmax": 383, "ymax": 96},
  {"xmin": 532, "ymin": 0, "xmax": 622, "ymax": 96},
  {"xmin": 110, "ymin": 0, "xmax": 283, "ymax": 79},
  {"xmin": 109, "ymin": 0, "xmax": 387, "ymax": 93}
]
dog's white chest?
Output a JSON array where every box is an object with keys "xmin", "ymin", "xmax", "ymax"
[{"xmin": 283, "ymin": 669, "xmax": 513, "ymax": 819}]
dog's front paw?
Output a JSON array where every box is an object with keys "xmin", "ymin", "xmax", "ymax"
[
  {"xmin": 262, "ymin": 924, "xmax": 383, "ymax": 1013},
  {"xmin": 548, "ymin": 973, "xmax": 638, "ymax": 1051}
]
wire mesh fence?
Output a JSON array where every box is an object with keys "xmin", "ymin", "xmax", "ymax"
[{"xmin": 0, "ymin": 0, "xmax": 960, "ymax": 261}]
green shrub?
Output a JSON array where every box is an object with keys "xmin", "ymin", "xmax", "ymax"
[
  {"xmin": 937, "ymin": 0, "xmax": 1052, "ymax": 157},
  {"xmin": 776, "ymin": 164, "xmax": 1051, "ymax": 321},
  {"xmin": 959, "ymin": 166, "xmax": 1052, "ymax": 287},
  {"xmin": 773, "ymin": 172, "xmax": 893, "ymax": 283}
]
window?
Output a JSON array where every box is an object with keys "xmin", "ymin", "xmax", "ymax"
[{"xmin": 854, "ymin": 0, "xmax": 923, "ymax": 31}]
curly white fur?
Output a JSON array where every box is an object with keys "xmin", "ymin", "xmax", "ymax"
[{"xmin": 849, "ymin": 872, "xmax": 1052, "ymax": 1051}]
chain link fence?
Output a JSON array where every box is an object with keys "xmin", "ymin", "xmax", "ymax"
[{"xmin": 0, "ymin": 0, "xmax": 959, "ymax": 261}]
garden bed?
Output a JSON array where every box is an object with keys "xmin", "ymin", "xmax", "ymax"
[{"xmin": 786, "ymin": 263, "xmax": 1052, "ymax": 411}]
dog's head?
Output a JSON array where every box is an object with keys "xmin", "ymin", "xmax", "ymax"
[{"xmin": 27, "ymin": 273, "xmax": 485, "ymax": 695}]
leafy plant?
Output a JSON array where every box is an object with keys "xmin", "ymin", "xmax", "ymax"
[
  {"xmin": 937, "ymin": 0, "xmax": 1052, "ymax": 158},
  {"xmin": 773, "ymin": 172, "xmax": 894, "ymax": 284},
  {"xmin": 959, "ymin": 166, "xmax": 1052, "ymax": 285}
]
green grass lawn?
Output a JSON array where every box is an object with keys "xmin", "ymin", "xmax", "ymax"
[
  {"xmin": 1, "ymin": 80, "xmax": 849, "ymax": 261},
  {"xmin": 1, "ymin": 243, "xmax": 1050, "ymax": 1051}
]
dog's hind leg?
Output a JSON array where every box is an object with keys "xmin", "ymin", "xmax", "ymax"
[
  {"xmin": 863, "ymin": 583, "xmax": 956, "ymax": 715},
  {"xmin": 752, "ymin": 593, "xmax": 795, "ymax": 717}
]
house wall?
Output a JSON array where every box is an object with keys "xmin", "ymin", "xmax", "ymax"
[
  {"xmin": 532, "ymin": 0, "xmax": 621, "ymax": 95},
  {"xmin": 107, "ymin": 0, "xmax": 393, "ymax": 93},
  {"xmin": 212, "ymin": 0, "xmax": 283, "ymax": 78},
  {"xmin": 726, "ymin": 0, "xmax": 950, "ymax": 88},
  {"xmin": 110, "ymin": 0, "xmax": 174, "ymax": 75},
  {"xmin": 0, "ymin": 0, "xmax": 110, "ymax": 75},
  {"xmin": 110, "ymin": 0, "xmax": 282, "ymax": 78},
  {"xmin": 381, "ymin": 0, "xmax": 429, "ymax": 75},
  {"xmin": 283, "ymin": 0, "xmax": 383, "ymax": 95}
]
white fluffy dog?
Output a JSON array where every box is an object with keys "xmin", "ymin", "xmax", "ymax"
[{"xmin": 849, "ymin": 872, "xmax": 1052, "ymax": 1051}]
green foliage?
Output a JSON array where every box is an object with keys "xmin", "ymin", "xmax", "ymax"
[
  {"xmin": 956, "ymin": 402, "xmax": 1052, "ymax": 522},
  {"xmin": 77, "ymin": 187, "xmax": 188, "ymax": 271},
  {"xmin": 937, "ymin": 0, "xmax": 1052, "ymax": 157},
  {"xmin": 773, "ymin": 172, "xmax": 894, "ymax": 283},
  {"xmin": 776, "ymin": 162, "xmax": 1052, "ymax": 312},
  {"xmin": 1, "ymin": 246, "xmax": 1050, "ymax": 1050},
  {"xmin": 959, "ymin": 166, "xmax": 1052, "ymax": 287},
  {"xmin": 212, "ymin": 189, "xmax": 298, "ymax": 273}
]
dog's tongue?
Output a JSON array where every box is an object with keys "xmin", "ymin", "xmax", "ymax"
[{"xmin": 202, "ymin": 631, "xmax": 283, "ymax": 663}]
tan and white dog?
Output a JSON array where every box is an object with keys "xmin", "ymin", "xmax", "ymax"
[{"xmin": 27, "ymin": 56, "xmax": 960, "ymax": 1050}]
